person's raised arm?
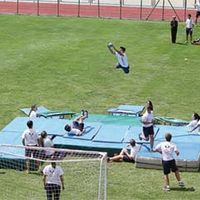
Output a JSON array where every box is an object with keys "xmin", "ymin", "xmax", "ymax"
[{"xmin": 107, "ymin": 44, "xmax": 115, "ymax": 55}]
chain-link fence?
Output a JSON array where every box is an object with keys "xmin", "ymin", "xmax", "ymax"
[{"xmin": 0, "ymin": 0, "xmax": 198, "ymax": 21}]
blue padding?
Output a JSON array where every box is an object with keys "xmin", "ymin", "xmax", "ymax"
[
  {"xmin": 123, "ymin": 126, "xmax": 159, "ymax": 143},
  {"xmin": 62, "ymin": 124, "xmax": 102, "ymax": 140},
  {"xmin": 92, "ymin": 125, "xmax": 130, "ymax": 143},
  {"xmin": 155, "ymin": 125, "xmax": 189, "ymax": 141},
  {"xmin": 54, "ymin": 136, "xmax": 126, "ymax": 149},
  {"xmin": 20, "ymin": 106, "xmax": 50, "ymax": 116},
  {"xmin": 0, "ymin": 131, "xmax": 23, "ymax": 145},
  {"xmin": 1, "ymin": 117, "xmax": 70, "ymax": 136}
]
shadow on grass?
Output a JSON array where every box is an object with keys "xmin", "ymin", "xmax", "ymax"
[
  {"xmin": 175, "ymin": 42, "xmax": 188, "ymax": 45},
  {"xmin": 0, "ymin": 172, "xmax": 6, "ymax": 174},
  {"xmin": 170, "ymin": 187, "xmax": 195, "ymax": 192}
]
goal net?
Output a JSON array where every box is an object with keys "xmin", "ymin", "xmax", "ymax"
[{"xmin": 0, "ymin": 144, "xmax": 107, "ymax": 200}]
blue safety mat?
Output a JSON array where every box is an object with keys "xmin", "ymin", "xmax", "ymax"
[
  {"xmin": 0, "ymin": 131, "xmax": 22, "ymax": 145},
  {"xmin": 123, "ymin": 126, "xmax": 160, "ymax": 143},
  {"xmin": 20, "ymin": 106, "xmax": 50, "ymax": 116},
  {"xmin": 1, "ymin": 117, "xmax": 70, "ymax": 136},
  {"xmin": 92, "ymin": 125, "xmax": 130, "ymax": 143}
]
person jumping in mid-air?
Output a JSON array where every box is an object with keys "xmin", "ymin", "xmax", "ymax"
[{"xmin": 107, "ymin": 42, "xmax": 130, "ymax": 74}]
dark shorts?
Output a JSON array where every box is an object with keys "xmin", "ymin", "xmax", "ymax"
[
  {"xmin": 122, "ymin": 155, "xmax": 135, "ymax": 163},
  {"xmin": 162, "ymin": 159, "xmax": 178, "ymax": 175},
  {"xmin": 72, "ymin": 121, "xmax": 84, "ymax": 131},
  {"xmin": 186, "ymin": 28, "xmax": 192, "ymax": 36},
  {"xmin": 143, "ymin": 126, "xmax": 154, "ymax": 138},
  {"xmin": 116, "ymin": 64, "xmax": 130, "ymax": 74},
  {"xmin": 45, "ymin": 184, "xmax": 61, "ymax": 200},
  {"xmin": 196, "ymin": 11, "xmax": 200, "ymax": 18},
  {"xmin": 25, "ymin": 146, "xmax": 38, "ymax": 158}
]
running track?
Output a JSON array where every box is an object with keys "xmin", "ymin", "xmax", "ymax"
[{"xmin": 0, "ymin": 2, "xmax": 195, "ymax": 21}]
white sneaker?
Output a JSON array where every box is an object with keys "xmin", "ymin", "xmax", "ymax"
[
  {"xmin": 178, "ymin": 181, "xmax": 185, "ymax": 187},
  {"xmin": 163, "ymin": 185, "xmax": 170, "ymax": 191}
]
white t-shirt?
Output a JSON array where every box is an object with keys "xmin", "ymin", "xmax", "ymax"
[
  {"xmin": 141, "ymin": 112, "xmax": 154, "ymax": 127},
  {"xmin": 115, "ymin": 52, "xmax": 129, "ymax": 68},
  {"xmin": 43, "ymin": 137, "xmax": 55, "ymax": 156},
  {"xmin": 69, "ymin": 128, "xmax": 82, "ymax": 136},
  {"xmin": 154, "ymin": 141, "xmax": 178, "ymax": 161},
  {"xmin": 130, "ymin": 144, "xmax": 140, "ymax": 158},
  {"xmin": 22, "ymin": 128, "xmax": 38, "ymax": 146},
  {"xmin": 43, "ymin": 164, "xmax": 64, "ymax": 186},
  {"xmin": 29, "ymin": 110, "xmax": 37, "ymax": 119},
  {"xmin": 187, "ymin": 120, "xmax": 198, "ymax": 130},
  {"xmin": 186, "ymin": 18, "xmax": 193, "ymax": 29}
]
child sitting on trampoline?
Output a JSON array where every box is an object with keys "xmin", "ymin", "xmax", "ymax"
[
  {"xmin": 107, "ymin": 139, "xmax": 140, "ymax": 163},
  {"xmin": 64, "ymin": 110, "xmax": 88, "ymax": 136}
]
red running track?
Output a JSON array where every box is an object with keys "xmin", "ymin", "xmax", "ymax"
[{"xmin": 0, "ymin": 2, "xmax": 195, "ymax": 21}]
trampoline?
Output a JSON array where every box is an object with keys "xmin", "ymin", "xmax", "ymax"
[{"xmin": 0, "ymin": 114, "xmax": 200, "ymax": 172}]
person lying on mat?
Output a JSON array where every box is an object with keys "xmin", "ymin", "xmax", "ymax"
[
  {"xmin": 64, "ymin": 110, "xmax": 88, "ymax": 136},
  {"xmin": 107, "ymin": 139, "xmax": 140, "ymax": 163}
]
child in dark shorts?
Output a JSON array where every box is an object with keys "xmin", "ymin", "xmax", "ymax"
[
  {"xmin": 153, "ymin": 133, "xmax": 185, "ymax": 191},
  {"xmin": 64, "ymin": 110, "xmax": 88, "ymax": 135}
]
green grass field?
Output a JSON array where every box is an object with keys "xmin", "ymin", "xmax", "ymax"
[{"xmin": 0, "ymin": 15, "xmax": 200, "ymax": 199}]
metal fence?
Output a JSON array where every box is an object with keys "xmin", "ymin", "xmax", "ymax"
[{"xmin": 0, "ymin": 0, "xmax": 197, "ymax": 21}]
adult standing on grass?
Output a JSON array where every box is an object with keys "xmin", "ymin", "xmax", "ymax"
[
  {"xmin": 43, "ymin": 162, "xmax": 65, "ymax": 200},
  {"xmin": 22, "ymin": 120, "xmax": 39, "ymax": 173},
  {"xmin": 185, "ymin": 14, "xmax": 194, "ymax": 43},
  {"xmin": 194, "ymin": 0, "xmax": 200, "ymax": 24},
  {"xmin": 107, "ymin": 42, "xmax": 130, "ymax": 74},
  {"xmin": 153, "ymin": 133, "xmax": 185, "ymax": 191},
  {"xmin": 139, "ymin": 106, "xmax": 154, "ymax": 151},
  {"xmin": 170, "ymin": 16, "xmax": 178, "ymax": 43}
]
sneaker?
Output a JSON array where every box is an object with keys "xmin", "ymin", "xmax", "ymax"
[
  {"xmin": 163, "ymin": 185, "xmax": 170, "ymax": 191},
  {"xmin": 138, "ymin": 133, "xmax": 142, "ymax": 140},
  {"xmin": 178, "ymin": 181, "xmax": 185, "ymax": 187}
]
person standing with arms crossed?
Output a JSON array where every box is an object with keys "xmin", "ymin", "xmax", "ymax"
[
  {"xmin": 153, "ymin": 133, "xmax": 185, "ymax": 191},
  {"xmin": 170, "ymin": 16, "xmax": 178, "ymax": 43},
  {"xmin": 43, "ymin": 162, "xmax": 65, "ymax": 200}
]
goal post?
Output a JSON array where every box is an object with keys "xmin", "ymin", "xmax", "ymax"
[{"xmin": 0, "ymin": 144, "xmax": 107, "ymax": 200}]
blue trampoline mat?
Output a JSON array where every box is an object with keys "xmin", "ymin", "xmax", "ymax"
[
  {"xmin": 92, "ymin": 125, "xmax": 130, "ymax": 143},
  {"xmin": 1, "ymin": 117, "xmax": 70, "ymax": 136},
  {"xmin": 123, "ymin": 126, "xmax": 160, "ymax": 143}
]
